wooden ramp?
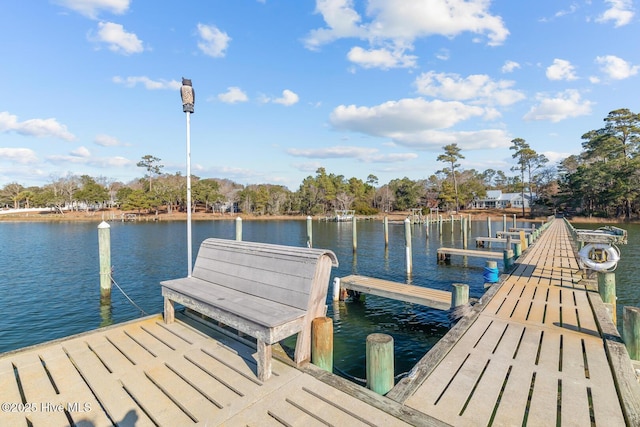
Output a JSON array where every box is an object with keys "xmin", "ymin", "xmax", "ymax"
[
  {"xmin": 437, "ymin": 247, "xmax": 503, "ymax": 261},
  {"xmin": 389, "ymin": 219, "xmax": 640, "ymax": 426},
  {"xmin": 0, "ymin": 314, "xmax": 418, "ymax": 426},
  {"xmin": 340, "ymin": 275, "xmax": 452, "ymax": 310}
]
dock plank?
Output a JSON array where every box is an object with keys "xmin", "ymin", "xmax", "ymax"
[{"xmin": 340, "ymin": 275, "xmax": 451, "ymax": 310}]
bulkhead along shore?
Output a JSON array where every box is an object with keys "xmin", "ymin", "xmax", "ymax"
[{"xmin": 0, "ymin": 206, "xmax": 628, "ymax": 224}]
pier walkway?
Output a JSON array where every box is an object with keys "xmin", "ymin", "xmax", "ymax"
[
  {"xmin": 388, "ymin": 218, "xmax": 640, "ymax": 426},
  {"xmin": 1, "ymin": 219, "xmax": 639, "ymax": 426}
]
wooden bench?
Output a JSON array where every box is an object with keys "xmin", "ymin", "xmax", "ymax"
[{"xmin": 160, "ymin": 238, "xmax": 338, "ymax": 381}]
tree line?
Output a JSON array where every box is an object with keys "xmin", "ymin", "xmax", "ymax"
[{"xmin": 2, "ymin": 109, "xmax": 639, "ymax": 219}]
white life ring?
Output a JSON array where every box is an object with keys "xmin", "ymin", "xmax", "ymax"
[{"xmin": 578, "ymin": 243, "xmax": 620, "ymax": 272}]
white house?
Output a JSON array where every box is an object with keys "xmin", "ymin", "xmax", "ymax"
[{"xmin": 472, "ymin": 190, "xmax": 536, "ymax": 209}]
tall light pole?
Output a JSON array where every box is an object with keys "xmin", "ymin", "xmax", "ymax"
[{"xmin": 180, "ymin": 78, "xmax": 195, "ymax": 277}]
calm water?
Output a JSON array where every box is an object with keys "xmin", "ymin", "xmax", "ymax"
[{"xmin": 1, "ymin": 218, "xmax": 638, "ymax": 382}]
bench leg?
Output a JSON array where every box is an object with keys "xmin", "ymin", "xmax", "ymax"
[
  {"xmin": 164, "ymin": 297, "xmax": 175, "ymax": 324},
  {"xmin": 256, "ymin": 340, "xmax": 272, "ymax": 381}
]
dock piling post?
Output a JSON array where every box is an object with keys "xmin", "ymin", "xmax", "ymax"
[
  {"xmin": 98, "ymin": 221, "xmax": 111, "ymax": 300},
  {"xmin": 513, "ymin": 214, "xmax": 517, "ymax": 229},
  {"xmin": 366, "ymin": 333, "xmax": 394, "ymax": 395},
  {"xmin": 451, "ymin": 283, "xmax": 469, "ymax": 307},
  {"xmin": 352, "ymin": 215, "xmax": 357, "ymax": 252},
  {"xmin": 332, "ymin": 277, "xmax": 341, "ymax": 302},
  {"xmin": 306, "ymin": 216, "xmax": 313, "ymax": 247},
  {"xmin": 598, "ymin": 272, "xmax": 617, "ymax": 324},
  {"xmin": 384, "ymin": 216, "xmax": 389, "ymax": 247},
  {"xmin": 513, "ymin": 242, "xmax": 522, "ymax": 259},
  {"xmin": 462, "ymin": 217, "xmax": 468, "ymax": 249},
  {"xmin": 519, "ymin": 230, "xmax": 527, "ymax": 250},
  {"xmin": 622, "ymin": 306, "xmax": 640, "ymax": 360},
  {"xmin": 503, "ymin": 249, "xmax": 514, "ymax": 270},
  {"xmin": 235, "ymin": 217, "xmax": 242, "ymax": 241},
  {"xmin": 503, "ymin": 214, "xmax": 507, "ymax": 232},
  {"xmin": 404, "ymin": 218, "xmax": 412, "ymax": 275},
  {"xmin": 312, "ymin": 317, "xmax": 333, "ymax": 373}
]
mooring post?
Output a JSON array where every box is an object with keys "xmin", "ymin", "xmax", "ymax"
[
  {"xmin": 484, "ymin": 260, "xmax": 499, "ymax": 285},
  {"xmin": 384, "ymin": 216, "xmax": 389, "ymax": 247},
  {"xmin": 352, "ymin": 215, "xmax": 357, "ymax": 252},
  {"xmin": 519, "ymin": 230, "xmax": 527, "ymax": 251},
  {"xmin": 513, "ymin": 242, "xmax": 522, "ymax": 259},
  {"xmin": 503, "ymin": 214, "xmax": 507, "ymax": 233},
  {"xmin": 306, "ymin": 215, "xmax": 313, "ymax": 248},
  {"xmin": 598, "ymin": 272, "xmax": 617, "ymax": 324},
  {"xmin": 404, "ymin": 218, "xmax": 412, "ymax": 275},
  {"xmin": 332, "ymin": 277, "xmax": 341, "ymax": 302},
  {"xmin": 451, "ymin": 283, "xmax": 469, "ymax": 307},
  {"xmin": 503, "ymin": 249, "xmax": 514, "ymax": 270},
  {"xmin": 98, "ymin": 221, "xmax": 111, "ymax": 300},
  {"xmin": 487, "ymin": 216, "xmax": 492, "ymax": 238},
  {"xmin": 235, "ymin": 216, "xmax": 242, "ymax": 241},
  {"xmin": 462, "ymin": 217, "xmax": 468, "ymax": 249},
  {"xmin": 366, "ymin": 333, "xmax": 394, "ymax": 395},
  {"xmin": 312, "ymin": 317, "xmax": 333, "ymax": 372},
  {"xmin": 623, "ymin": 306, "xmax": 640, "ymax": 360},
  {"xmin": 438, "ymin": 215, "xmax": 443, "ymax": 236},
  {"xmin": 513, "ymin": 214, "xmax": 517, "ymax": 229}
]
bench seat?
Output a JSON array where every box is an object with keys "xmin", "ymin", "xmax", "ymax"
[
  {"xmin": 161, "ymin": 238, "xmax": 338, "ymax": 381},
  {"xmin": 161, "ymin": 276, "xmax": 307, "ymax": 343}
]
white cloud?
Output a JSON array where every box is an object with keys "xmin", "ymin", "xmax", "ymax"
[
  {"xmin": 287, "ymin": 145, "xmax": 418, "ymax": 163},
  {"xmin": 273, "ymin": 90, "xmax": 299, "ymax": 106},
  {"xmin": 54, "ymin": 0, "xmax": 130, "ymax": 19},
  {"xmin": 596, "ymin": 0, "xmax": 634, "ymax": 27},
  {"xmin": 0, "ymin": 111, "xmax": 76, "ymax": 141},
  {"xmin": 546, "ymin": 59, "xmax": 578, "ymax": 81},
  {"xmin": 71, "ymin": 146, "xmax": 91, "ymax": 157},
  {"xmin": 595, "ymin": 55, "xmax": 639, "ymax": 80},
  {"xmin": 347, "ymin": 46, "xmax": 417, "ymax": 69},
  {"xmin": 414, "ymin": 71, "xmax": 525, "ymax": 106},
  {"xmin": 91, "ymin": 21, "xmax": 144, "ymax": 55},
  {"xmin": 112, "ymin": 76, "xmax": 181, "ymax": 89},
  {"xmin": 197, "ymin": 23, "xmax": 231, "ymax": 58},
  {"xmin": 523, "ymin": 89, "xmax": 594, "ymax": 122},
  {"xmin": 94, "ymin": 134, "xmax": 128, "ymax": 146},
  {"xmin": 331, "ymin": 98, "xmax": 485, "ymax": 135},
  {"xmin": 218, "ymin": 87, "xmax": 248, "ymax": 104},
  {"xmin": 0, "ymin": 148, "xmax": 38, "ymax": 164},
  {"xmin": 304, "ymin": 0, "xmax": 510, "ymax": 70},
  {"xmin": 501, "ymin": 60, "xmax": 520, "ymax": 73}
]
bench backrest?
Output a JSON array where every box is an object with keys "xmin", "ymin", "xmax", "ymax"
[{"xmin": 192, "ymin": 238, "xmax": 338, "ymax": 311}]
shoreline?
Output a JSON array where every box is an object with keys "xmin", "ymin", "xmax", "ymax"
[{"xmin": 0, "ymin": 208, "xmax": 632, "ymax": 224}]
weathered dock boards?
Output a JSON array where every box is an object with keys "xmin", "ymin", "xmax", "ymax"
[
  {"xmin": 475, "ymin": 237, "xmax": 520, "ymax": 247},
  {"xmin": 389, "ymin": 219, "xmax": 640, "ymax": 426},
  {"xmin": 340, "ymin": 275, "xmax": 452, "ymax": 310},
  {"xmin": 0, "ymin": 315, "xmax": 416, "ymax": 426},
  {"xmin": 437, "ymin": 247, "xmax": 503, "ymax": 261}
]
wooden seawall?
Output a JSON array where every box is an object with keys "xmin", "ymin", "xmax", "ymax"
[{"xmin": 1, "ymin": 218, "xmax": 638, "ymax": 426}]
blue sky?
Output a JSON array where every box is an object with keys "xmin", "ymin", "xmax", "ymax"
[{"xmin": 1, "ymin": 1, "xmax": 638, "ymax": 190}]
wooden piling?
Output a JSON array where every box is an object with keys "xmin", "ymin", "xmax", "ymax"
[
  {"xmin": 332, "ymin": 277, "xmax": 340, "ymax": 302},
  {"xmin": 366, "ymin": 333, "xmax": 394, "ymax": 395},
  {"xmin": 519, "ymin": 230, "xmax": 527, "ymax": 250},
  {"xmin": 503, "ymin": 214, "xmax": 507, "ymax": 232},
  {"xmin": 462, "ymin": 217, "xmax": 468, "ymax": 249},
  {"xmin": 235, "ymin": 216, "xmax": 242, "ymax": 241},
  {"xmin": 598, "ymin": 272, "xmax": 617, "ymax": 324},
  {"xmin": 98, "ymin": 221, "xmax": 111, "ymax": 299},
  {"xmin": 306, "ymin": 215, "xmax": 313, "ymax": 247},
  {"xmin": 451, "ymin": 283, "xmax": 469, "ymax": 307},
  {"xmin": 513, "ymin": 242, "xmax": 522, "ymax": 258},
  {"xmin": 623, "ymin": 306, "xmax": 640, "ymax": 360},
  {"xmin": 404, "ymin": 218, "xmax": 412, "ymax": 275},
  {"xmin": 352, "ymin": 215, "xmax": 357, "ymax": 252},
  {"xmin": 384, "ymin": 216, "xmax": 389, "ymax": 247},
  {"xmin": 503, "ymin": 249, "xmax": 514, "ymax": 270},
  {"xmin": 312, "ymin": 317, "xmax": 333, "ymax": 372},
  {"xmin": 512, "ymin": 214, "xmax": 517, "ymax": 229}
]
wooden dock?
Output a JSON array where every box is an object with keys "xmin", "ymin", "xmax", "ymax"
[
  {"xmin": 339, "ymin": 275, "xmax": 452, "ymax": 310},
  {"xmin": 437, "ymin": 247, "xmax": 503, "ymax": 261},
  {"xmin": 0, "ymin": 314, "xmax": 427, "ymax": 426},
  {"xmin": 2, "ymin": 218, "xmax": 639, "ymax": 426},
  {"xmin": 388, "ymin": 219, "xmax": 640, "ymax": 426}
]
